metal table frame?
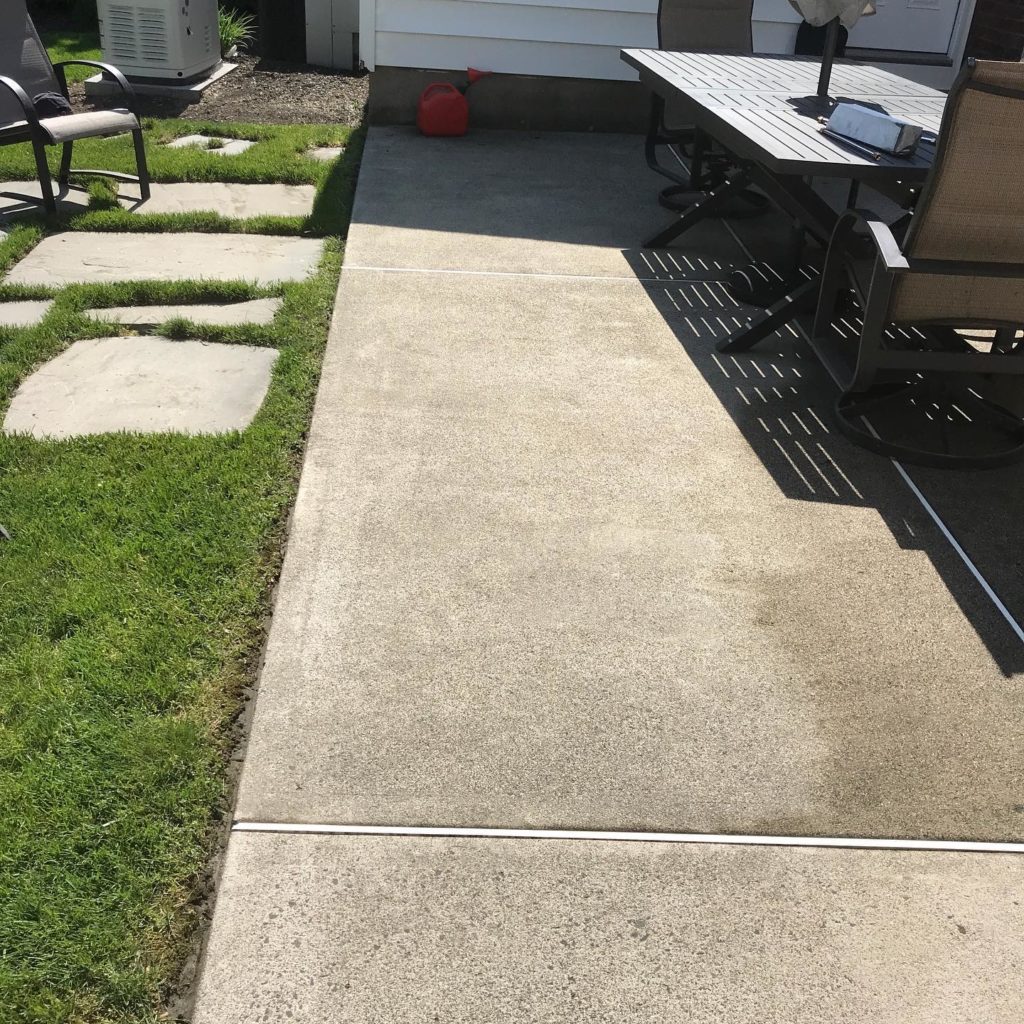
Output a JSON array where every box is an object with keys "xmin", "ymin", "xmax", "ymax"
[{"xmin": 622, "ymin": 49, "xmax": 947, "ymax": 353}]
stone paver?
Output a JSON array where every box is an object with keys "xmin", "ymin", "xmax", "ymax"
[
  {"xmin": 193, "ymin": 833, "xmax": 1024, "ymax": 1024},
  {"xmin": 0, "ymin": 299, "xmax": 53, "ymax": 328},
  {"xmin": 122, "ymin": 183, "xmax": 315, "ymax": 218},
  {"xmin": 84, "ymin": 298, "xmax": 283, "ymax": 329},
  {"xmin": 0, "ymin": 181, "xmax": 90, "ymax": 219},
  {"xmin": 5, "ymin": 233, "xmax": 323, "ymax": 287},
  {"xmin": 3, "ymin": 336, "xmax": 277, "ymax": 439},
  {"xmin": 307, "ymin": 146, "xmax": 344, "ymax": 163},
  {"xmin": 166, "ymin": 134, "xmax": 256, "ymax": 156}
]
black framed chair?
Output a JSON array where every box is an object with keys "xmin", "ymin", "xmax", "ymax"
[
  {"xmin": 645, "ymin": 0, "xmax": 757, "ymax": 211},
  {"xmin": 813, "ymin": 59, "xmax": 1024, "ymax": 468},
  {"xmin": 0, "ymin": 0, "xmax": 150, "ymax": 216}
]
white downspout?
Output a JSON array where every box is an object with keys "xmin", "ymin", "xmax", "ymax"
[{"xmin": 359, "ymin": 0, "xmax": 377, "ymax": 70}]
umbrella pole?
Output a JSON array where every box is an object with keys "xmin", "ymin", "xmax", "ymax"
[{"xmin": 817, "ymin": 16, "xmax": 841, "ymax": 99}]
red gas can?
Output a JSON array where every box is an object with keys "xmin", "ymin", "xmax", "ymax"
[{"xmin": 417, "ymin": 83, "xmax": 469, "ymax": 137}]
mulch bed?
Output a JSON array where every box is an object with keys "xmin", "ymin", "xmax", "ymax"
[{"xmin": 72, "ymin": 56, "xmax": 369, "ymax": 127}]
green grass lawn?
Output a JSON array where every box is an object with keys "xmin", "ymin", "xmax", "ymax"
[
  {"xmin": 0, "ymin": 120, "xmax": 364, "ymax": 1023},
  {"xmin": 38, "ymin": 28, "xmax": 103, "ymax": 84}
]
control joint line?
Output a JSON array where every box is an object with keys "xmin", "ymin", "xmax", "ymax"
[{"xmin": 232, "ymin": 822, "xmax": 1024, "ymax": 855}]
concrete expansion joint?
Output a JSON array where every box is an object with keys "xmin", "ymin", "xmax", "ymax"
[
  {"xmin": 341, "ymin": 264, "xmax": 729, "ymax": 285},
  {"xmin": 231, "ymin": 822, "xmax": 1024, "ymax": 856}
]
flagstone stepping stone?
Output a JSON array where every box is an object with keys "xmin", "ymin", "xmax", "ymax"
[
  {"xmin": 4, "ymin": 336, "xmax": 278, "ymax": 439},
  {"xmin": 0, "ymin": 300, "xmax": 54, "ymax": 328},
  {"xmin": 121, "ymin": 183, "xmax": 315, "ymax": 218},
  {"xmin": 5, "ymin": 233, "xmax": 323, "ymax": 287},
  {"xmin": 84, "ymin": 297, "xmax": 283, "ymax": 329},
  {"xmin": 1, "ymin": 181, "xmax": 91, "ymax": 219},
  {"xmin": 167, "ymin": 134, "xmax": 256, "ymax": 156},
  {"xmin": 306, "ymin": 146, "xmax": 344, "ymax": 163}
]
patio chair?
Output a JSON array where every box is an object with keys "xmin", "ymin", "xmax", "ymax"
[
  {"xmin": 812, "ymin": 59, "xmax": 1024, "ymax": 468},
  {"xmin": 645, "ymin": 0, "xmax": 755, "ymax": 211},
  {"xmin": 0, "ymin": 0, "xmax": 149, "ymax": 216}
]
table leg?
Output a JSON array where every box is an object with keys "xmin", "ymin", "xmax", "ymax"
[
  {"xmin": 643, "ymin": 170, "xmax": 751, "ymax": 249},
  {"xmin": 717, "ymin": 277, "xmax": 820, "ymax": 353}
]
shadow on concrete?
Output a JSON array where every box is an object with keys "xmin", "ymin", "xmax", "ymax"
[{"xmin": 625, "ymin": 251, "xmax": 1024, "ymax": 677}]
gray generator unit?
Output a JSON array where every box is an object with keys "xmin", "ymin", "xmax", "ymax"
[{"xmin": 97, "ymin": 0, "xmax": 221, "ymax": 81}]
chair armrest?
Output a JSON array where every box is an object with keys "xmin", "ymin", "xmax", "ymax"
[
  {"xmin": 52, "ymin": 60, "xmax": 139, "ymax": 113},
  {"xmin": 0, "ymin": 75, "xmax": 42, "ymax": 131},
  {"xmin": 834, "ymin": 208, "xmax": 911, "ymax": 273}
]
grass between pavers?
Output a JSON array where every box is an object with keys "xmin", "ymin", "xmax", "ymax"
[
  {"xmin": 0, "ymin": 120, "xmax": 360, "ymax": 237},
  {"xmin": 39, "ymin": 29, "xmax": 102, "ymax": 84},
  {"xmin": 0, "ymin": 119, "xmax": 353, "ymax": 187},
  {"xmin": 0, "ymin": 248, "xmax": 343, "ymax": 1024},
  {"xmin": 0, "ymin": 123, "xmax": 362, "ymax": 1021}
]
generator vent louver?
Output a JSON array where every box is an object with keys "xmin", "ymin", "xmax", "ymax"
[{"xmin": 106, "ymin": 6, "xmax": 170, "ymax": 65}]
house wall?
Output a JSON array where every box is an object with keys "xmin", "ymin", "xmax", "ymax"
[
  {"xmin": 361, "ymin": 0, "xmax": 812, "ymax": 78},
  {"xmin": 361, "ymin": 0, "xmax": 978, "ymax": 84},
  {"xmin": 964, "ymin": 0, "xmax": 1024, "ymax": 60}
]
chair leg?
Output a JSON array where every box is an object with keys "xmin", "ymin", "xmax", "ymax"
[
  {"xmin": 31, "ymin": 138, "xmax": 56, "ymax": 215},
  {"xmin": 133, "ymin": 130, "xmax": 151, "ymax": 201},
  {"xmin": 58, "ymin": 142, "xmax": 74, "ymax": 188}
]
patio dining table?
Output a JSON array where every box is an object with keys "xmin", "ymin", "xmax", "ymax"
[{"xmin": 621, "ymin": 49, "xmax": 948, "ymax": 353}]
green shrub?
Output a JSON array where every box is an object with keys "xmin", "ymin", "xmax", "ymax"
[{"xmin": 218, "ymin": 4, "xmax": 258, "ymax": 56}]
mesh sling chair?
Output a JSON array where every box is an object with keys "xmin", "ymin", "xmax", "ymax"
[
  {"xmin": 645, "ymin": 0, "xmax": 758, "ymax": 212},
  {"xmin": 812, "ymin": 59, "xmax": 1024, "ymax": 468},
  {"xmin": 0, "ymin": 0, "xmax": 150, "ymax": 216}
]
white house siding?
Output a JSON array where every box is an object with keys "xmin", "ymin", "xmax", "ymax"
[{"xmin": 361, "ymin": 0, "xmax": 974, "ymax": 88}]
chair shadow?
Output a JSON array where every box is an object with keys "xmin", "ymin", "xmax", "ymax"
[{"xmin": 624, "ymin": 250, "xmax": 1024, "ymax": 677}]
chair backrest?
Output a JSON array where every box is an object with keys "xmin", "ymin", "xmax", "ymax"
[
  {"xmin": 658, "ymin": 0, "xmax": 754, "ymax": 53},
  {"xmin": 0, "ymin": 0, "xmax": 60, "ymax": 126},
  {"xmin": 892, "ymin": 59, "xmax": 1024, "ymax": 326}
]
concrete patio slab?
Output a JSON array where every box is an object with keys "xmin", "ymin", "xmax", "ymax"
[
  {"xmin": 4, "ymin": 233, "xmax": 323, "ymax": 287},
  {"xmin": 3, "ymin": 336, "xmax": 277, "ymax": 439},
  {"xmin": 235, "ymin": 268, "xmax": 1023, "ymax": 840},
  {"xmin": 120, "ymin": 182, "xmax": 316, "ymax": 218},
  {"xmin": 344, "ymin": 128, "xmax": 744, "ymax": 280},
  {"xmin": 166, "ymin": 134, "xmax": 256, "ymax": 156},
  {"xmin": 0, "ymin": 299, "xmax": 53, "ymax": 327},
  {"xmin": 193, "ymin": 832, "xmax": 1024, "ymax": 1024},
  {"xmin": 84, "ymin": 297, "xmax": 283, "ymax": 329}
]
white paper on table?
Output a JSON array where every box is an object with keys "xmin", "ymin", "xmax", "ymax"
[{"xmin": 788, "ymin": 0, "xmax": 877, "ymax": 29}]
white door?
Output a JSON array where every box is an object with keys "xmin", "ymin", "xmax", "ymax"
[{"xmin": 846, "ymin": 0, "xmax": 964, "ymax": 54}]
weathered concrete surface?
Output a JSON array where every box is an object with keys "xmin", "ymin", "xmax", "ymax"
[
  {"xmin": 4, "ymin": 336, "xmax": 277, "ymax": 439},
  {"xmin": 235, "ymin": 267, "xmax": 1023, "ymax": 839},
  {"xmin": 192, "ymin": 833, "xmax": 1024, "ymax": 1024},
  {"xmin": 166, "ymin": 134, "xmax": 255, "ymax": 156},
  {"xmin": 121, "ymin": 182, "xmax": 315, "ymax": 218},
  {"xmin": 5, "ymin": 233, "xmax": 323, "ymax": 286},
  {"xmin": 344, "ymin": 129, "xmax": 744, "ymax": 279},
  {"xmin": 84, "ymin": 297, "xmax": 282, "ymax": 329},
  {"xmin": 307, "ymin": 146, "xmax": 344, "ymax": 163},
  {"xmin": 0, "ymin": 299, "xmax": 53, "ymax": 327}
]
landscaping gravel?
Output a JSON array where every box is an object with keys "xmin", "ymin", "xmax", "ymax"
[{"xmin": 72, "ymin": 56, "xmax": 368, "ymax": 127}]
